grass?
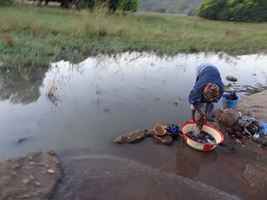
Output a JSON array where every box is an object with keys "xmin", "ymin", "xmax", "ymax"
[{"xmin": 1, "ymin": 5, "xmax": 267, "ymax": 68}]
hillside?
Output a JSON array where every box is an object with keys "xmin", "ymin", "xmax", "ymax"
[{"xmin": 139, "ymin": 0, "xmax": 202, "ymax": 14}]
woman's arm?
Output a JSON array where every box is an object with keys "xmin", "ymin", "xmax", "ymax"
[{"xmin": 191, "ymin": 103, "xmax": 203, "ymax": 122}]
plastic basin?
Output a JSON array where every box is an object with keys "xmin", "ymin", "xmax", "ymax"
[
  {"xmin": 180, "ymin": 122, "xmax": 224, "ymax": 151},
  {"xmin": 221, "ymin": 93, "xmax": 240, "ymax": 110}
]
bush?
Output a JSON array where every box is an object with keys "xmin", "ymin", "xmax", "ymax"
[
  {"xmin": 118, "ymin": 0, "xmax": 138, "ymax": 12},
  {"xmin": 198, "ymin": 0, "xmax": 267, "ymax": 22},
  {"xmin": 0, "ymin": 0, "xmax": 13, "ymax": 6}
]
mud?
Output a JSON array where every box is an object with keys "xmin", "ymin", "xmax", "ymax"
[{"xmin": 238, "ymin": 90, "xmax": 267, "ymax": 121}]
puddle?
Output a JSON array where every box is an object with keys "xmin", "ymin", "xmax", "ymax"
[
  {"xmin": 1, "ymin": 52, "xmax": 267, "ymax": 158},
  {"xmin": 0, "ymin": 52, "xmax": 267, "ymax": 199}
]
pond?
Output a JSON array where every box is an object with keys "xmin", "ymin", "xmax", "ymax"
[{"xmin": 0, "ymin": 52, "xmax": 267, "ymax": 199}]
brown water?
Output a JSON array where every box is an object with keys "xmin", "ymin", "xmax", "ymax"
[{"xmin": 1, "ymin": 52, "xmax": 267, "ymax": 199}]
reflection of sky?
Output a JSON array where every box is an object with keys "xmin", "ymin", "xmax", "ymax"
[{"xmin": 0, "ymin": 52, "xmax": 267, "ymax": 159}]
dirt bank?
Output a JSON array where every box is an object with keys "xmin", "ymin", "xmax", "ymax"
[
  {"xmin": 0, "ymin": 151, "xmax": 62, "ymax": 200},
  {"xmin": 238, "ymin": 90, "xmax": 267, "ymax": 121}
]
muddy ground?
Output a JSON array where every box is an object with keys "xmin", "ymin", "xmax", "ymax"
[
  {"xmin": 238, "ymin": 90, "xmax": 267, "ymax": 121},
  {"xmin": 0, "ymin": 91, "xmax": 267, "ymax": 200}
]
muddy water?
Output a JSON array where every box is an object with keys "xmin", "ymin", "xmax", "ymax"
[{"xmin": 1, "ymin": 52, "xmax": 267, "ymax": 199}]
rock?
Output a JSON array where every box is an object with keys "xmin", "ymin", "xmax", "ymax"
[
  {"xmin": 153, "ymin": 134, "xmax": 174, "ymax": 145},
  {"xmin": 47, "ymin": 169, "xmax": 55, "ymax": 174},
  {"xmin": 22, "ymin": 178, "xmax": 31, "ymax": 184},
  {"xmin": 35, "ymin": 182, "xmax": 41, "ymax": 187},
  {"xmin": 235, "ymin": 139, "xmax": 242, "ymax": 144},
  {"xmin": 29, "ymin": 161, "xmax": 34, "ymax": 165},
  {"xmin": 17, "ymin": 138, "xmax": 27, "ymax": 144},
  {"xmin": 11, "ymin": 164, "xmax": 21, "ymax": 169},
  {"xmin": 22, "ymin": 194, "xmax": 30, "ymax": 199},
  {"xmin": 114, "ymin": 129, "xmax": 150, "ymax": 144},
  {"xmin": 226, "ymin": 75, "xmax": 238, "ymax": 82},
  {"xmin": 217, "ymin": 109, "xmax": 241, "ymax": 128}
]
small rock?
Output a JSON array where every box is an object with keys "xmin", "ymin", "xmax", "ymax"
[
  {"xmin": 17, "ymin": 137, "xmax": 27, "ymax": 144},
  {"xmin": 35, "ymin": 181, "xmax": 41, "ymax": 187},
  {"xmin": 11, "ymin": 164, "xmax": 21, "ymax": 169},
  {"xmin": 27, "ymin": 156, "xmax": 33, "ymax": 161},
  {"xmin": 47, "ymin": 169, "xmax": 55, "ymax": 174},
  {"xmin": 22, "ymin": 178, "xmax": 31, "ymax": 184},
  {"xmin": 153, "ymin": 134, "xmax": 174, "ymax": 145},
  {"xmin": 11, "ymin": 171, "xmax": 17, "ymax": 176},
  {"xmin": 48, "ymin": 151, "xmax": 56, "ymax": 156},
  {"xmin": 226, "ymin": 75, "xmax": 238, "ymax": 82},
  {"xmin": 29, "ymin": 175, "xmax": 34, "ymax": 180},
  {"xmin": 22, "ymin": 194, "xmax": 30, "ymax": 199},
  {"xmin": 235, "ymin": 139, "xmax": 242, "ymax": 144},
  {"xmin": 29, "ymin": 161, "xmax": 34, "ymax": 165}
]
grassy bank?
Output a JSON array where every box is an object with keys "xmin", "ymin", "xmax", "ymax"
[{"xmin": 1, "ymin": 5, "xmax": 267, "ymax": 68}]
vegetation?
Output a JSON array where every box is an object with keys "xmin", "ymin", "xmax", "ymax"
[
  {"xmin": 198, "ymin": 0, "xmax": 267, "ymax": 22},
  {"xmin": 118, "ymin": 0, "xmax": 138, "ymax": 12},
  {"xmin": 1, "ymin": 5, "xmax": 267, "ymax": 69},
  {"xmin": 0, "ymin": 0, "xmax": 13, "ymax": 6},
  {"xmin": 77, "ymin": 0, "xmax": 139, "ymax": 12}
]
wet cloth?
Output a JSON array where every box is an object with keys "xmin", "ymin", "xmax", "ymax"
[
  {"xmin": 188, "ymin": 63, "xmax": 224, "ymax": 105},
  {"xmin": 186, "ymin": 131, "xmax": 216, "ymax": 144},
  {"xmin": 259, "ymin": 122, "xmax": 267, "ymax": 136},
  {"xmin": 237, "ymin": 115, "xmax": 261, "ymax": 137}
]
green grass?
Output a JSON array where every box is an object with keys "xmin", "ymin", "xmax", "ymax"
[{"xmin": 1, "ymin": 5, "xmax": 267, "ymax": 68}]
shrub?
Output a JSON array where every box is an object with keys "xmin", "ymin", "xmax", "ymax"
[
  {"xmin": 198, "ymin": 0, "xmax": 267, "ymax": 22},
  {"xmin": 118, "ymin": 0, "xmax": 138, "ymax": 12}
]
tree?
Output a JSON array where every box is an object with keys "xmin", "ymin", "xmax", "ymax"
[{"xmin": 198, "ymin": 0, "xmax": 267, "ymax": 22}]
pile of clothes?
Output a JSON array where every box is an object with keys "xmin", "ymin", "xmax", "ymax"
[{"xmin": 228, "ymin": 115, "xmax": 267, "ymax": 139}]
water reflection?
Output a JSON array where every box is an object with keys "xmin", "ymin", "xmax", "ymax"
[
  {"xmin": 0, "ymin": 66, "xmax": 48, "ymax": 104},
  {"xmin": 176, "ymin": 142, "xmax": 217, "ymax": 179}
]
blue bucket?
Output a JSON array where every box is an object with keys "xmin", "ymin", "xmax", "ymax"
[{"xmin": 221, "ymin": 93, "xmax": 240, "ymax": 110}]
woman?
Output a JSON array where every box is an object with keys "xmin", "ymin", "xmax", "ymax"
[{"xmin": 188, "ymin": 63, "xmax": 224, "ymax": 122}]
